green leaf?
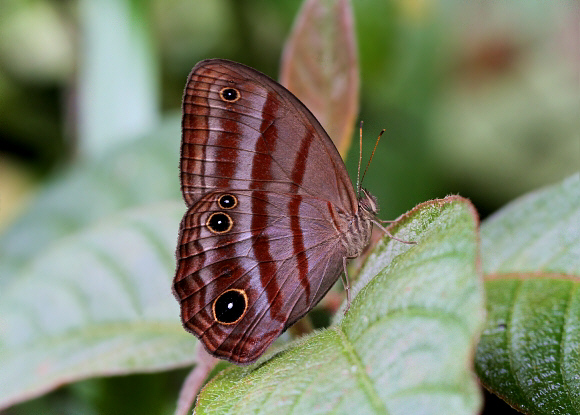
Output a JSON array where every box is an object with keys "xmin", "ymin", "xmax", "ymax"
[
  {"xmin": 481, "ymin": 173, "xmax": 580, "ymax": 275},
  {"xmin": 77, "ymin": 0, "xmax": 159, "ymax": 159},
  {"xmin": 195, "ymin": 196, "xmax": 485, "ymax": 414},
  {"xmin": 0, "ymin": 202, "xmax": 196, "ymax": 410},
  {"xmin": 476, "ymin": 173, "xmax": 580, "ymax": 414},
  {"xmin": 0, "ymin": 116, "xmax": 180, "ymax": 287}
]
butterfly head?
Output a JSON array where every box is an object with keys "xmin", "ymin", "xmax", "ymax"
[{"xmin": 358, "ymin": 188, "xmax": 379, "ymax": 217}]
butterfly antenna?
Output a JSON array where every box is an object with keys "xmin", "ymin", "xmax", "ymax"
[
  {"xmin": 360, "ymin": 129, "xmax": 385, "ymax": 186},
  {"xmin": 356, "ymin": 121, "xmax": 363, "ymax": 197}
]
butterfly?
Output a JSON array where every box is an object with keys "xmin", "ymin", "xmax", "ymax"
[{"xmin": 173, "ymin": 59, "xmax": 403, "ymax": 364}]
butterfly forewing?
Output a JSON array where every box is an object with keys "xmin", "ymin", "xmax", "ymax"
[{"xmin": 180, "ymin": 59, "xmax": 357, "ymax": 212}]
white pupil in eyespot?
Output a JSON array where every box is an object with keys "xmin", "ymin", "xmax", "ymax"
[{"xmin": 227, "ymin": 302, "xmax": 233, "ymax": 309}]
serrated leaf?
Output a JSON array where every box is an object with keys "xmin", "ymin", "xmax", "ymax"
[
  {"xmin": 0, "ymin": 202, "xmax": 196, "ymax": 410},
  {"xmin": 476, "ymin": 173, "xmax": 580, "ymax": 414},
  {"xmin": 195, "ymin": 196, "xmax": 485, "ymax": 415},
  {"xmin": 280, "ymin": 0, "xmax": 359, "ymax": 157}
]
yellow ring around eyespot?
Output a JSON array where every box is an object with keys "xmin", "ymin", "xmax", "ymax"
[
  {"xmin": 217, "ymin": 193, "xmax": 238, "ymax": 210},
  {"xmin": 212, "ymin": 288, "xmax": 248, "ymax": 325},
  {"xmin": 219, "ymin": 87, "xmax": 241, "ymax": 103},
  {"xmin": 206, "ymin": 212, "xmax": 233, "ymax": 234}
]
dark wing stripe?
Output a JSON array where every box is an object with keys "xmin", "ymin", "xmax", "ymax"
[
  {"xmin": 288, "ymin": 195, "xmax": 310, "ymax": 299},
  {"xmin": 250, "ymin": 91, "xmax": 284, "ymax": 323},
  {"xmin": 288, "ymin": 128, "xmax": 315, "ymax": 301}
]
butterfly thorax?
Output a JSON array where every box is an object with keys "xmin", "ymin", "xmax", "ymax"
[{"xmin": 341, "ymin": 188, "xmax": 378, "ymax": 258}]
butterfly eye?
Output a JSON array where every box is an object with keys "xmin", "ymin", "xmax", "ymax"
[
  {"xmin": 206, "ymin": 212, "xmax": 233, "ymax": 234},
  {"xmin": 217, "ymin": 194, "xmax": 237, "ymax": 209},
  {"xmin": 219, "ymin": 87, "xmax": 240, "ymax": 102},
  {"xmin": 213, "ymin": 289, "xmax": 248, "ymax": 325}
]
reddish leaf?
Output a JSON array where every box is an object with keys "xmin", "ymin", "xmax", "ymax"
[{"xmin": 280, "ymin": 0, "xmax": 359, "ymax": 158}]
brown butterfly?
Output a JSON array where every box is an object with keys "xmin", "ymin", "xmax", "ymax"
[{"xmin": 173, "ymin": 59, "xmax": 402, "ymax": 364}]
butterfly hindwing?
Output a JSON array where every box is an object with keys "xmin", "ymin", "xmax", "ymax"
[{"xmin": 174, "ymin": 190, "xmax": 346, "ymax": 363}]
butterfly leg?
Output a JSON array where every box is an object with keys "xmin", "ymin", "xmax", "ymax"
[
  {"xmin": 342, "ymin": 257, "xmax": 352, "ymax": 313},
  {"xmin": 372, "ymin": 219, "xmax": 417, "ymax": 245},
  {"xmin": 378, "ymin": 219, "xmax": 398, "ymax": 224}
]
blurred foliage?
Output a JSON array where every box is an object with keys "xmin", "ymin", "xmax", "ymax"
[
  {"xmin": 1, "ymin": 0, "xmax": 577, "ymax": 219},
  {"xmin": 0, "ymin": 0, "xmax": 577, "ymax": 413},
  {"xmin": 3, "ymin": 369, "xmax": 190, "ymax": 415}
]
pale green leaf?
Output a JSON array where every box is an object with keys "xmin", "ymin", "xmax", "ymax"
[
  {"xmin": 195, "ymin": 196, "xmax": 485, "ymax": 415},
  {"xmin": 77, "ymin": 0, "xmax": 159, "ymax": 158},
  {"xmin": 0, "ymin": 116, "xmax": 180, "ymax": 287},
  {"xmin": 0, "ymin": 202, "xmax": 196, "ymax": 410}
]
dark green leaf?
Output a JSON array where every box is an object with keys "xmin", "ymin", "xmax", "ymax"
[{"xmin": 477, "ymin": 173, "xmax": 580, "ymax": 414}]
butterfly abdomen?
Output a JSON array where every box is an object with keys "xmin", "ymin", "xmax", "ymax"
[{"xmin": 340, "ymin": 212, "xmax": 374, "ymax": 258}]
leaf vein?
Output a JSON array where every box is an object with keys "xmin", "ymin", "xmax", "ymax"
[{"xmin": 334, "ymin": 327, "xmax": 389, "ymax": 414}]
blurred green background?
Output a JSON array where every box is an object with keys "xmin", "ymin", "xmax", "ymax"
[
  {"xmin": 0, "ymin": 0, "xmax": 577, "ymax": 413},
  {"xmin": 1, "ymin": 0, "xmax": 577, "ymax": 226}
]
